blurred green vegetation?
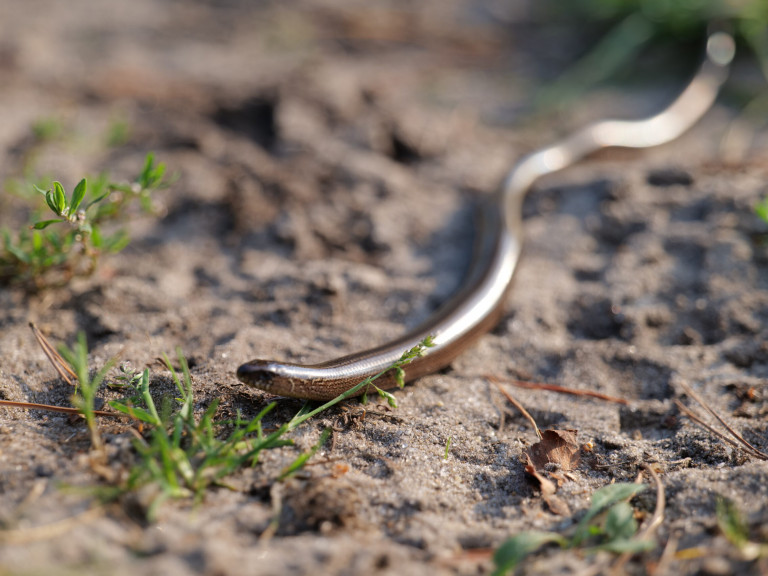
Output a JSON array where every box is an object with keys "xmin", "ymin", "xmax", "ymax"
[
  {"xmin": 537, "ymin": 0, "xmax": 767, "ymax": 112},
  {"xmin": 563, "ymin": 0, "xmax": 767, "ymax": 40}
]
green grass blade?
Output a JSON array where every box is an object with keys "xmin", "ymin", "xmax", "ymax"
[
  {"xmin": 278, "ymin": 427, "xmax": 332, "ymax": 481},
  {"xmin": 107, "ymin": 401, "xmax": 158, "ymax": 424},
  {"xmin": 535, "ymin": 12, "xmax": 655, "ymax": 112},
  {"xmin": 137, "ymin": 369, "xmax": 161, "ymax": 424}
]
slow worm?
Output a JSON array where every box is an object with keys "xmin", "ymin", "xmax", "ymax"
[{"xmin": 237, "ymin": 32, "xmax": 734, "ymax": 401}]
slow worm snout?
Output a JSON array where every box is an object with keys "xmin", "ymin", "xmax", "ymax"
[{"xmin": 237, "ymin": 32, "xmax": 734, "ymax": 401}]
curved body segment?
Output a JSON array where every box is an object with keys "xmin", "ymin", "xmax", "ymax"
[{"xmin": 237, "ymin": 33, "xmax": 733, "ymax": 401}]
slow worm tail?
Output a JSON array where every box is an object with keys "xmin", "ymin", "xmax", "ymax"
[{"xmin": 237, "ymin": 32, "xmax": 734, "ymax": 401}]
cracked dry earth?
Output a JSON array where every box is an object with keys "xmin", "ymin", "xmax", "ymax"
[{"xmin": 2, "ymin": 1, "xmax": 768, "ymax": 575}]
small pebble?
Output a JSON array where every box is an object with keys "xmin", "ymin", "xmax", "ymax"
[
  {"xmin": 34, "ymin": 464, "xmax": 54, "ymax": 477},
  {"xmin": 646, "ymin": 167, "xmax": 694, "ymax": 187},
  {"xmin": 701, "ymin": 555, "xmax": 732, "ymax": 575}
]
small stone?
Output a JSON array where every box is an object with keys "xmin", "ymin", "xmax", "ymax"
[
  {"xmin": 646, "ymin": 167, "xmax": 694, "ymax": 187},
  {"xmin": 701, "ymin": 555, "xmax": 732, "ymax": 575},
  {"xmin": 34, "ymin": 464, "xmax": 53, "ymax": 477},
  {"xmin": 678, "ymin": 326, "xmax": 702, "ymax": 346}
]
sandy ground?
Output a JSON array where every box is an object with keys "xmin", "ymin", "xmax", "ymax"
[{"xmin": 1, "ymin": 1, "xmax": 768, "ymax": 575}]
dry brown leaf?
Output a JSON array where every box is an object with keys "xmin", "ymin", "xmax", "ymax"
[
  {"xmin": 522, "ymin": 429, "xmax": 581, "ymax": 516},
  {"xmin": 523, "ymin": 452, "xmax": 571, "ymax": 516},
  {"xmin": 525, "ymin": 429, "xmax": 580, "ymax": 472}
]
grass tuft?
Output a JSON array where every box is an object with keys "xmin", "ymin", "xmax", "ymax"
[
  {"xmin": 0, "ymin": 153, "xmax": 171, "ymax": 290},
  {"xmin": 27, "ymin": 335, "xmax": 437, "ymax": 520}
]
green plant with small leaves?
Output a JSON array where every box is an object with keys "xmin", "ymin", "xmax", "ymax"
[
  {"xmin": 102, "ymin": 337, "xmax": 435, "ymax": 518},
  {"xmin": 109, "ymin": 353, "xmax": 292, "ymax": 515},
  {"xmin": 360, "ymin": 336, "xmax": 435, "ymax": 408},
  {"xmin": 28, "ymin": 332, "xmax": 433, "ymax": 518},
  {"xmin": 0, "ymin": 153, "xmax": 169, "ymax": 289},
  {"xmin": 492, "ymin": 483, "xmax": 654, "ymax": 575}
]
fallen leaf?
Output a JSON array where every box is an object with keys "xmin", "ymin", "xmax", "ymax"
[
  {"xmin": 525, "ymin": 429, "xmax": 580, "ymax": 472},
  {"xmin": 524, "ymin": 453, "xmax": 571, "ymax": 516},
  {"xmin": 522, "ymin": 429, "xmax": 581, "ymax": 516}
]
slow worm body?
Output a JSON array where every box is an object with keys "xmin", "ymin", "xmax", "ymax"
[{"xmin": 237, "ymin": 33, "xmax": 734, "ymax": 401}]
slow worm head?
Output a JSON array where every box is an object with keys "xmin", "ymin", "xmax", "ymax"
[{"xmin": 237, "ymin": 32, "xmax": 734, "ymax": 401}]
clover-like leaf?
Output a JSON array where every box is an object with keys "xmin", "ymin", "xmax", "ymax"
[
  {"xmin": 492, "ymin": 531, "xmax": 566, "ymax": 576},
  {"xmin": 31, "ymin": 219, "xmax": 64, "ymax": 230},
  {"xmin": 603, "ymin": 501, "xmax": 638, "ymax": 541},
  {"xmin": 53, "ymin": 181, "xmax": 68, "ymax": 214},
  {"xmin": 573, "ymin": 483, "xmax": 647, "ymax": 545},
  {"xmin": 44, "ymin": 190, "xmax": 59, "ymax": 214},
  {"xmin": 588, "ymin": 484, "xmax": 647, "ymax": 521},
  {"xmin": 70, "ymin": 178, "xmax": 87, "ymax": 212}
]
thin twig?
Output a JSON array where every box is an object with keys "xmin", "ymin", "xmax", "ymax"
[
  {"xmin": 29, "ymin": 322, "xmax": 77, "ymax": 385},
  {"xmin": 637, "ymin": 464, "xmax": 665, "ymax": 540},
  {"xmin": 0, "ymin": 399, "xmax": 132, "ymax": 420},
  {"xmin": 654, "ymin": 533, "xmax": 680, "ymax": 576},
  {"xmin": 485, "ymin": 373, "xmax": 629, "ymax": 405},
  {"xmin": 489, "ymin": 377, "xmax": 541, "ymax": 439},
  {"xmin": 259, "ymin": 484, "xmax": 282, "ymax": 542},
  {"xmin": 675, "ymin": 400, "xmax": 746, "ymax": 452},
  {"xmin": 678, "ymin": 380, "xmax": 768, "ymax": 460}
]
